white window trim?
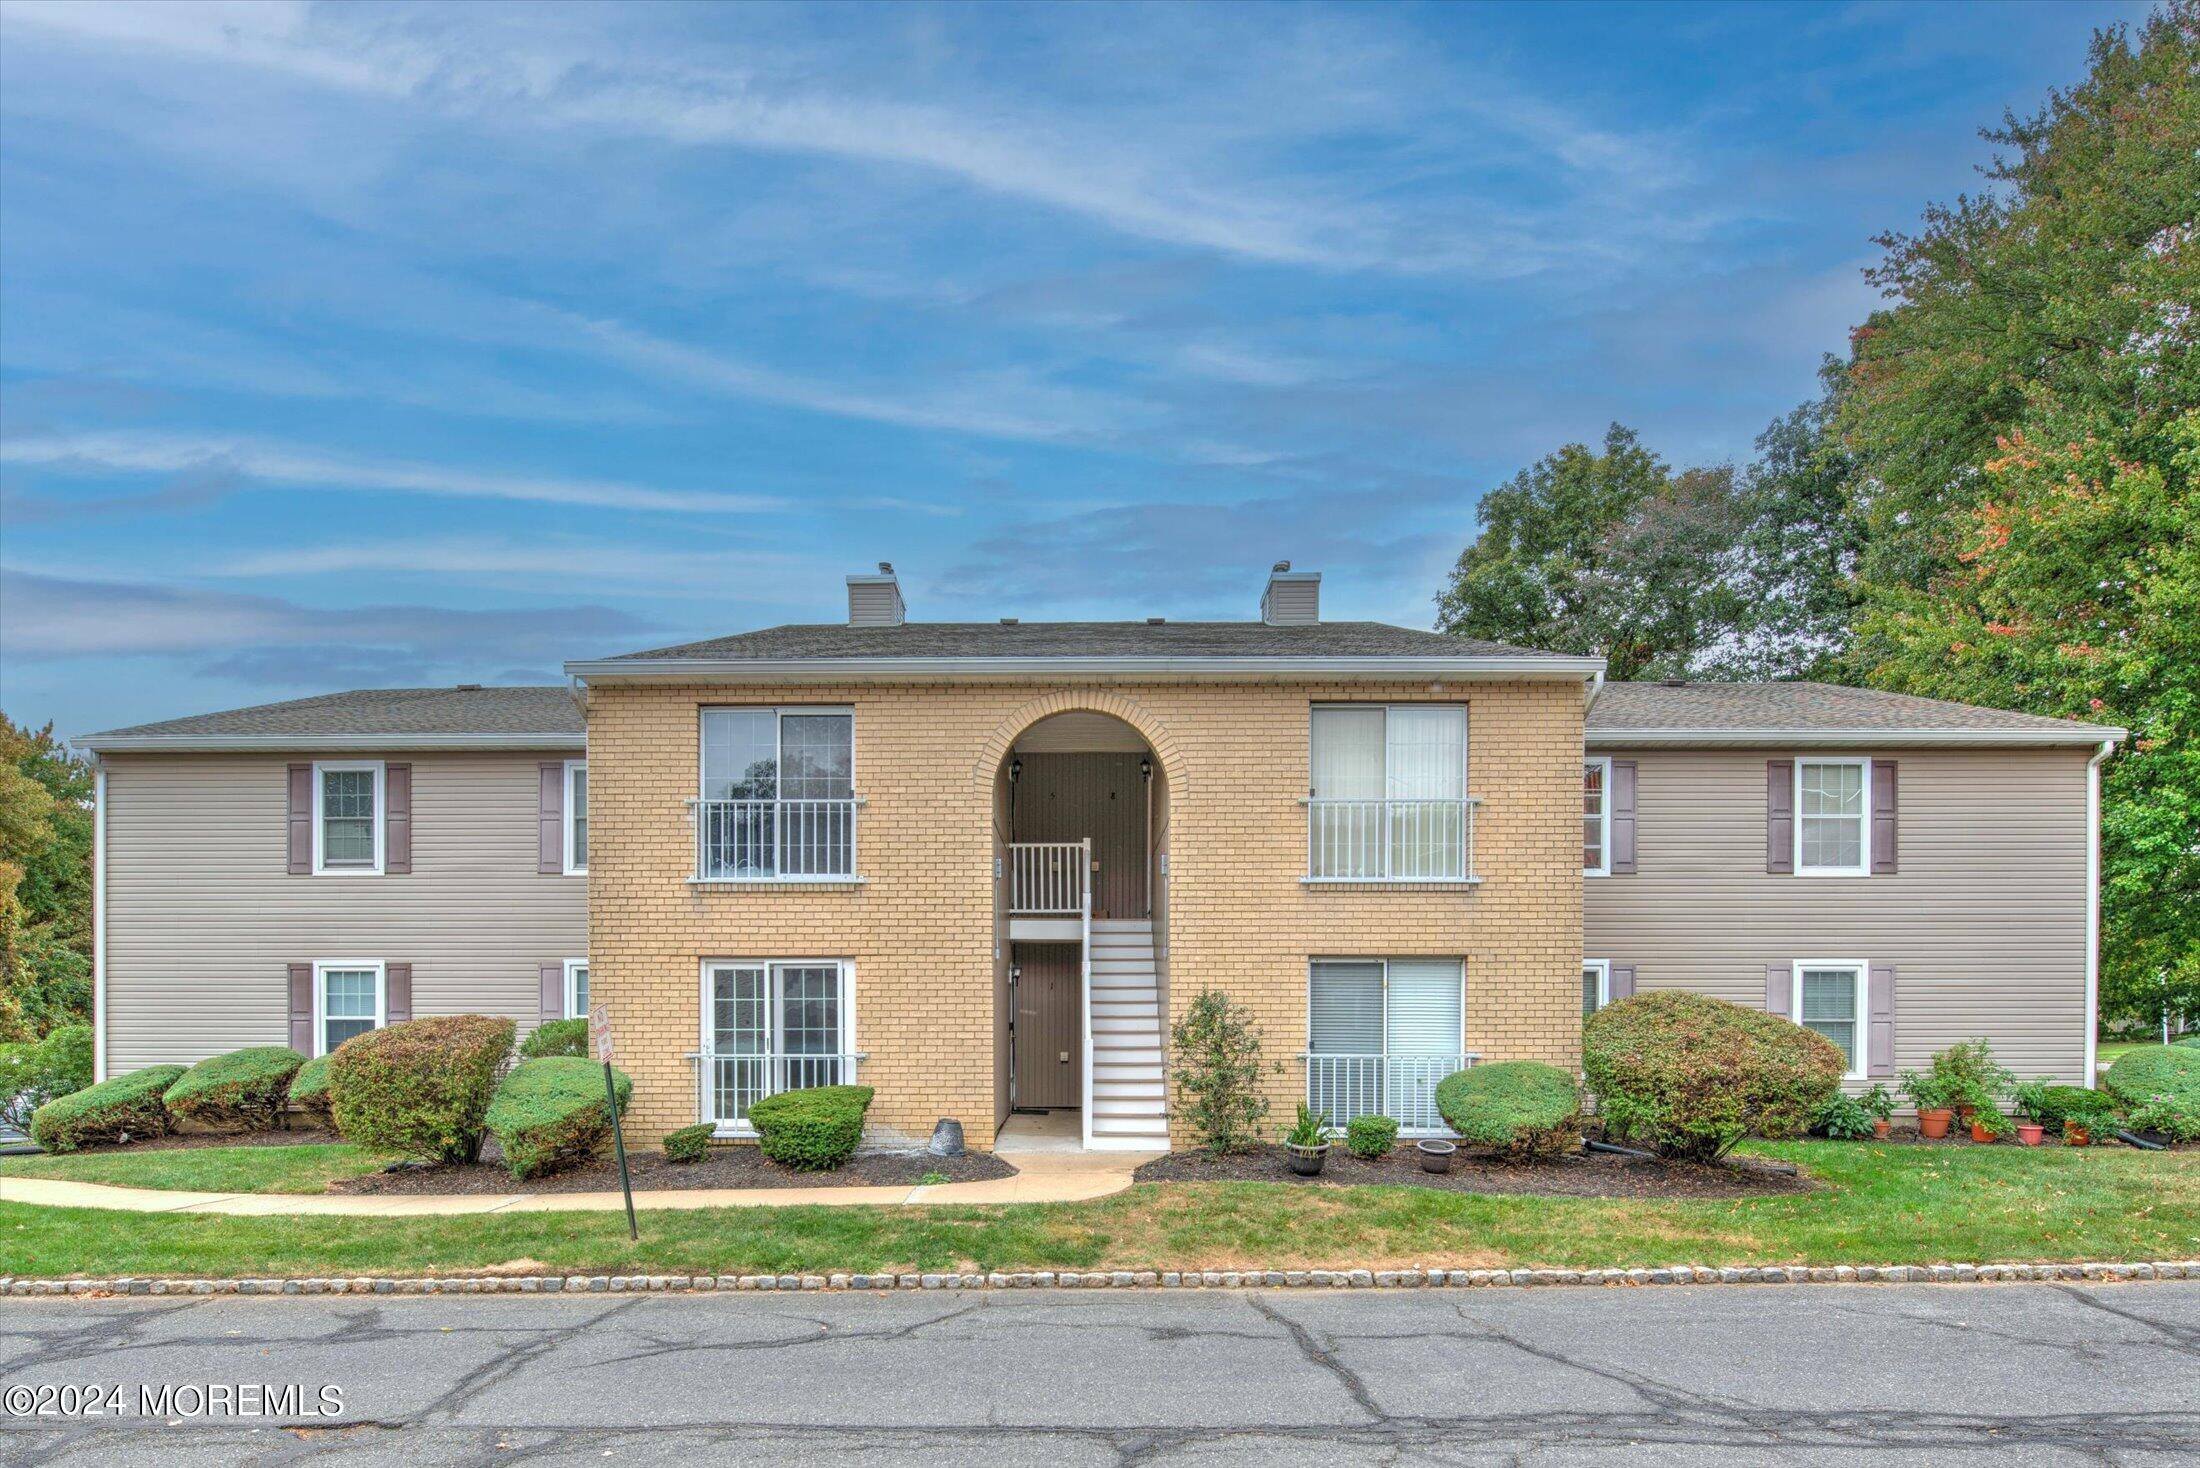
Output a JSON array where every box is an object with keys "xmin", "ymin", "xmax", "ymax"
[
  {"xmin": 1792, "ymin": 958, "xmax": 1869, "ymax": 1081},
  {"xmin": 312, "ymin": 959, "xmax": 386, "ymax": 1058},
  {"xmin": 696, "ymin": 957, "xmax": 858, "ymax": 1136},
  {"xmin": 1583, "ymin": 756, "xmax": 1613, "ymax": 878},
  {"xmin": 562, "ymin": 759, "xmax": 589, "ymax": 876},
  {"xmin": 1582, "ymin": 958, "xmax": 1611, "ymax": 1015},
  {"xmin": 564, "ymin": 958, "xmax": 589, "ymax": 1020},
  {"xmin": 1794, "ymin": 756, "xmax": 1871, "ymax": 878},
  {"xmin": 311, "ymin": 760, "xmax": 385, "ymax": 876}
]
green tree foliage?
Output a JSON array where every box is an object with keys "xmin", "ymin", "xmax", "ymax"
[
  {"xmin": 0, "ymin": 715, "xmax": 94, "ymax": 1037},
  {"xmin": 1168, "ymin": 989, "xmax": 1273, "ymax": 1156}
]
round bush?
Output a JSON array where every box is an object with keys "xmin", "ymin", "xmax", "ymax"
[
  {"xmin": 2104, "ymin": 1045, "xmax": 2200, "ymax": 1140},
  {"xmin": 663, "ymin": 1122, "xmax": 714, "ymax": 1164},
  {"xmin": 328, "ymin": 1014, "xmax": 515, "ymax": 1164},
  {"xmin": 29, "ymin": 1064, "xmax": 187, "ymax": 1153},
  {"xmin": 1583, "ymin": 991, "xmax": 1844, "ymax": 1160},
  {"xmin": 520, "ymin": 1018, "xmax": 588, "ymax": 1060},
  {"xmin": 163, "ymin": 1046, "xmax": 305, "ymax": 1131},
  {"xmin": 1435, "ymin": 1062, "xmax": 1582, "ymax": 1161},
  {"xmin": 289, "ymin": 1054, "xmax": 334, "ymax": 1125},
  {"xmin": 747, "ymin": 1084, "xmax": 874, "ymax": 1171},
  {"xmin": 1344, "ymin": 1113, "xmax": 1399, "ymax": 1159},
  {"xmin": 485, "ymin": 1057, "xmax": 631, "ymax": 1180}
]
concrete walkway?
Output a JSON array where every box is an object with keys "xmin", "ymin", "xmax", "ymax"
[{"xmin": 0, "ymin": 1148, "xmax": 1156, "ymax": 1217}]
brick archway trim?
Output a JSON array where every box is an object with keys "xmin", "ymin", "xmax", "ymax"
[{"xmin": 970, "ymin": 690, "xmax": 1187, "ymax": 797}]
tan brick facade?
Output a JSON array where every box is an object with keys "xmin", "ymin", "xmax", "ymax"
[{"xmin": 587, "ymin": 678, "xmax": 1585, "ymax": 1148}]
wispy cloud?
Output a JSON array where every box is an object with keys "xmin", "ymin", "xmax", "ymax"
[
  {"xmin": 1, "ymin": 431, "xmax": 780, "ymax": 515},
  {"xmin": 206, "ymin": 535, "xmax": 832, "ymax": 595}
]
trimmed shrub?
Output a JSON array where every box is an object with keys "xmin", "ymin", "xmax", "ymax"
[
  {"xmin": 1169, "ymin": 989, "xmax": 1273, "ymax": 1156},
  {"xmin": 1436, "ymin": 1062, "xmax": 1582, "ymax": 1161},
  {"xmin": 163, "ymin": 1046, "xmax": 306, "ymax": 1130},
  {"xmin": 663, "ymin": 1122, "xmax": 714, "ymax": 1164},
  {"xmin": 29, "ymin": 1064, "xmax": 187, "ymax": 1152},
  {"xmin": 485, "ymin": 1057, "xmax": 630, "ymax": 1180},
  {"xmin": 747, "ymin": 1084, "xmax": 873, "ymax": 1171},
  {"xmin": 2104, "ymin": 1045, "xmax": 2200, "ymax": 1141},
  {"xmin": 328, "ymin": 1014, "xmax": 514, "ymax": 1164},
  {"xmin": 520, "ymin": 1018, "xmax": 588, "ymax": 1060},
  {"xmin": 2013, "ymin": 1081, "xmax": 2103, "ymax": 1131},
  {"xmin": 289, "ymin": 1054, "xmax": 335, "ymax": 1124},
  {"xmin": 1583, "ymin": 991, "xmax": 1844, "ymax": 1161},
  {"xmin": 1344, "ymin": 1113, "xmax": 1398, "ymax": 1159},
  {"xmin": 0, "ymin": 1024, "xmax": 94, "ymax": 1129}
]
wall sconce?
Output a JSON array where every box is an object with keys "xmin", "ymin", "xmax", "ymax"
[
  {"xmin": 1139, "ymin": 756, "xmax": 1152, "ymax": 782},
  {"xmin": 1009, "ymin": 756, "xmax": 1022, "ymax": 784}
]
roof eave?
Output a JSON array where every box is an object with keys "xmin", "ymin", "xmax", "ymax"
[
  {"xmin": 77, "ymin": 732, "xmax": 587, "ymax": 754},
  {"xmin": 563, "ymin": 654, "xmax": 1606, "ymax": 684},
  {"xmin": 1585, "ymin": 726, "xmax": 2126, "ymax": 750}
]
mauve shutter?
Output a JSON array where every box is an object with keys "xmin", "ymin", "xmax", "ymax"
[
  {"xmin": 288, "ymin": 963, "xmax": 314, "ymax": 1053},
  {"xmin": 1611, "ymin": 760, "xmax": 1638, "ymax": 874},
  {"xmin": 1765, "ymin": 964, "xmax": 1792, "ymax": 1018},
  {"xmin": 385, "ymin": 963, "xmax": 413, "ymax": 1025},
  {"xmin": 540, "ymin": 964, "xmax": 564, "ymax": 1022},
  {"xmin": 538, "ymin": 763, "xmax": 564, "ymax": 875},
  {"xmin": 1765, "ymin": 760, "xmax": 1794, "ymax": 874},
  {"xmin": 287, "ymin": 764, "xmax": 313, "ymax": 874},
  {"xmin": 1868, "ymin": 964, "xmax": 1896, "ymax": 1078},
  {"xmin": 385, "ymin": 763, "xmax": 412, "ymax": 875},
  {"xmin": 1871, "ymin": 761, "xmax": 1899, "ymax": 874},
  {"xmin": 1608, "ymin": 965, "xmax": 1636, "ymax": 1002}
]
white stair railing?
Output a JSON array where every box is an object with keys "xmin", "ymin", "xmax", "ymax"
[{"xmin": 1008, "ymin": 841, "xmax": 1087, "ymax": 913}]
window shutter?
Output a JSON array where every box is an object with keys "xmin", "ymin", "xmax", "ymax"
[
  {"xmin": 1868, "ymin": 964, "xmax": 1896, "ymax": 1077},
  {"xmin": 540, "ymin": 964, "xmax": 564, "ymax": 1022},
  {"xmin": 1765, "ymin": 761, "xmax": 1794, "ymax": 874},
  {"xmin": 287, "ymin": 765, "xmax": 313, "ymax": 874},
  {"xmin": 385, "ymin": 763, "xmax": 412, "ymax": 874},
  {"xmin": 1608, "ymin": 965, "xmax": 1635, "ymax": 1002},
  {"xmin": 1385, "ymin": 960, "xmax": 1464, "ymax": 1055},
  {"xmin": 538, "ymin": 763, "xmax": 564, "ymax": 875},
  {"xmin": 1308, "ymin": 961, "xmax": 1383, "ymax": 1052},
  {"xmin": 1610, "ymin": 760, "xmax": 1638, "ymax": 874},
  {"xmin": 385, "ymin": 963, "xmax": 413, "ymax": 1025},
  {"xmin": 288, "ymin": 963, "xmax": 314, "ymax": 1053},
  {"xmin": 1765, "ymin": 964, "xmax": 1792, "ymax": 1018},
  {"xmin": 1871, "ymin": 761, "xmax": 1899, "ymax": 874}
]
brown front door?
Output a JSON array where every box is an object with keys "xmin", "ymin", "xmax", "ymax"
[{"xmin": 1011, "ymin": 943, "xmax": 1081, "ymax": 1109}]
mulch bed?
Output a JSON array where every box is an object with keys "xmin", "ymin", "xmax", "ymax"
[
  {"xmin": 1134, "ymin": 1143, "xmax": 1816, "ymax": 1199},
  {"xmin": 332, "ymin": 1146, "xmax": 1017, "ymax": 1196}
]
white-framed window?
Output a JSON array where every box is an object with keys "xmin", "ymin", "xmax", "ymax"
[
  {"xmin": 698, "ymin": 708, "xmax": 856, "ymax": 880},
  {"xmin": 1796, "ymin": 757, "xmax": 1870, "ymax": 877},
  {"xmin": 312, "ymin": 760, "xmax": 384, "ymax": 875},
  {"xmin": 699, "ymin": 959, "xmax": 856, "ymax": 1130},
  {"xmin": 1582, "ymin": 959, "xmax": 1611, "ymax": 1018},
  {"xmin": 1306, "ymin": 958, "xmax": 1465, "ymax": 1133},
  {"xmin": 1793, "ymin": 959, "xmax": 1867, "ymax": 1079},
  {"xmin": 314, "ymin": 960, "xmax": 385, "ymax": 1056},
  {"xmin": 1307, "ymin": 705, "xmax": 1470, "ymax": 881},
  {"xmin": 563, "ymin": 760, "xmax": 589, "ymax": 875},
  {"xmin": 564, "ymin": 958, "xmax": 589, "ymax": 1020},
  {"xmin": 1583, "ymin": 758, "xmax": 1612, "ymax": 876}
]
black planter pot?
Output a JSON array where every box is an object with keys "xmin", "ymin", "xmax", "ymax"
[
  {"xmin": 1416, "ymin": 1139, "xmax": 1457, "ymax": 1174},
  {"xmin": 1285, "ymin": 1142, "xmax": 1330, "ymax": 1177}
]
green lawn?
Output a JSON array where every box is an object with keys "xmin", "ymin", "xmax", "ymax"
[
  {"xmin": 0, "ymin": 1143, "xmax": 392, "ymax": 1195},
  {"xmin": 0, "ymin": 1143, "xmax": 2193, "ymax": 1280}
]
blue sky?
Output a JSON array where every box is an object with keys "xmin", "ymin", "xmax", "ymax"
[{"xmin": 0, "ymin": 0, "xmax": 2147, "ymax": 736}]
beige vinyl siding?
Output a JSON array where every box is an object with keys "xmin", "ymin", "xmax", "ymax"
[
  {"xmin": 102, "ymin": 751, "xmax": 587, "ymax": 1071},
  {"xmin": 1583, "ymin": 746, "xmax": 2091, "ymax": 1086}
]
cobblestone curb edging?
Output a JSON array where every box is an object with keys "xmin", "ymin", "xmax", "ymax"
[{"xmin": 4, "ymin": 1261, "xmax": 2193, "ymax": 1297}]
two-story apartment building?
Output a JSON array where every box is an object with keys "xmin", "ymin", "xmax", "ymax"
[{"xmin": 77, "ymin": 562, "xmax": 2122, "ymax": 1152}]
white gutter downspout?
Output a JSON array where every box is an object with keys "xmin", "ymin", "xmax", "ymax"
[
  {"xmin": 2084, "ymin": 739, "xmax": 2113, "ymax": 1088},
  {"xmin": 92, "ymin": 763, "xmax": 107, "ymax": 1083}
]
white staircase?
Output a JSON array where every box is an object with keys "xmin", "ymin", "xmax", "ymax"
[{"xmin": 1085, "ymin": 918, "xmax": 1169, "ymax": 1150}]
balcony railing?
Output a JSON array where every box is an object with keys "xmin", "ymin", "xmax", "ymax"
[
  {"xmin": 1305, "ymin": 1052, "xmax": 1475, "ymax": 1135},
  {"xmin": 701, "ymin": 1051, "xmax": 862, "ymax": 1131},
  {"xmin": 1306, "ymin": 798, "xmax": 1479, "ymax": 882},
  {"xmin": 693, "ymin": 798, "xmax": 858, "ymax": 881},
  {"xmin": 1008, "ymin": 840, "xmax": 1088, "ymax": 914}
]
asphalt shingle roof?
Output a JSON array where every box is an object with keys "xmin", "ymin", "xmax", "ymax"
[
  {"xmin": 602, "ymin": 620, "xmax": 1568, "ymax": 661},
  {"xmin": 82, "ymin": 686, "xmax": 583, "ymax": 743},
  {"xmin": 1588, "ymin": 681, "xmax": 2121, "ymax": 739}
]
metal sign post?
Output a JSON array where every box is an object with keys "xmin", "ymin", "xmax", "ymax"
[{"xmin": 592, "ymin": 1004, "xmax": 638, "ymax": 1241}]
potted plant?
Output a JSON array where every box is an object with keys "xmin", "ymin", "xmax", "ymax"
[
  {"xmin": 1416, "ymin": 1138, "xmax": 1457, "ymax": 1173},
  {"xmin": 2011, "ymin": 1080, "xmax": 2054, "ymax": 1146},
  {"xmin": 1282, "ymin": 1103, "xmax": 1332, "ymax": 1177},
  {"xmin": 1930, "ymin": 1039, "xmax": 2015, "ymax": 1128},
  {"xmin": 2063, "ymin": 1115, "xmax": 2095, "ymax": 1147},
  {"xmin": 1861, "ymin": 1083, "xmax": 1896, "ymax": 1140},
  {"xmin": 1900, "ymin": 1070, "xmax": 1957, "ymax": 1139}
]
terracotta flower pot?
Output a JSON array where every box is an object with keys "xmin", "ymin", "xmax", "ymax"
[
  {"xmin": 1970, "ymin": 1120, "xmax": 1998, "ymax": 1144},
  {"xmin": 2063, "ymin": 1121, "xmax": 2091, "ymax": 1147},
  {"xmin": 1956, "ymin": 1103, "xmax": 1978, "ymax": 1127},
  {"xmin": 1286, "ymin": 1142, "xmax": 1330, "ymax": 1177},
  {"xmin": 1917, "ymin": 1108, "xmax": 1953, "ymax": 1140},
  {"xmin": 2016, "ymin": 1123, "xmax": 2045, "ymax": 1146},
  {"xmin": 1872, "ymin": 1119, "xmax": 1892, "ymax": 1139}
]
